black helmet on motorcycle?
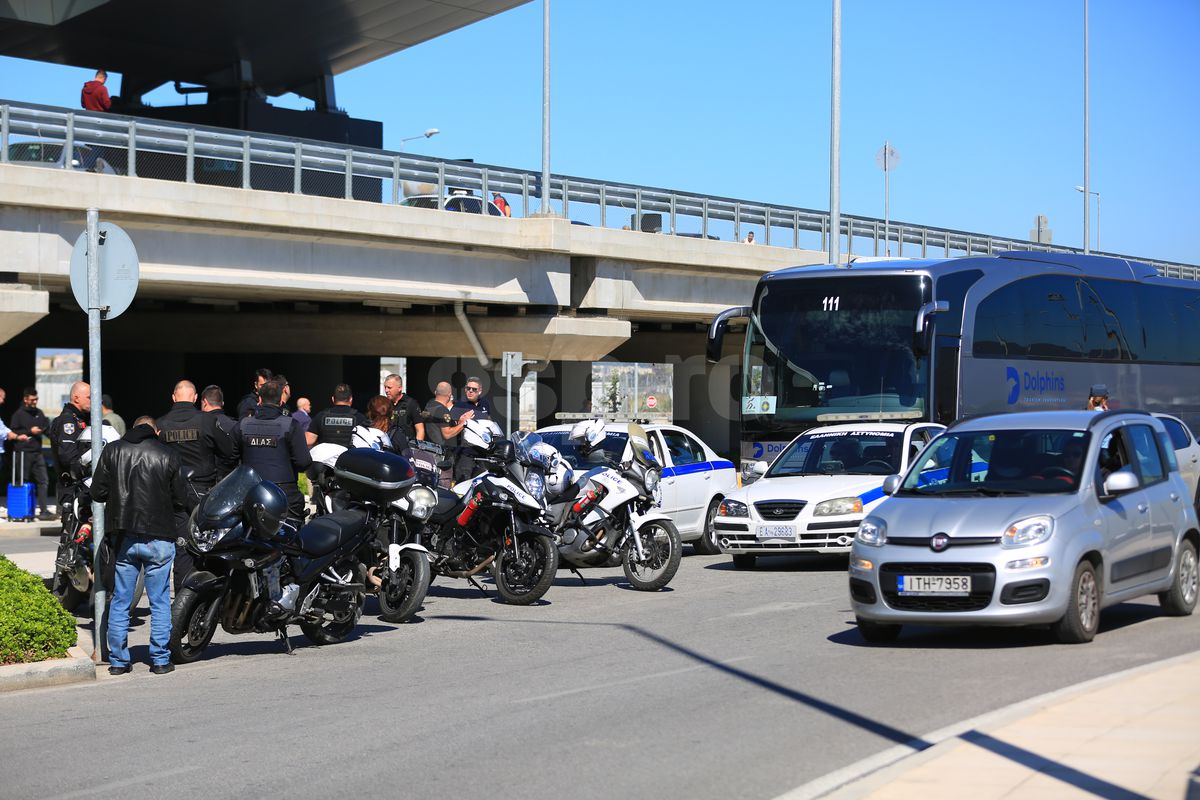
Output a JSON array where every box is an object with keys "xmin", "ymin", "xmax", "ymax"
[{"xmin": 242, "ymin": 480, "xmax": 288, "ymax": 539}]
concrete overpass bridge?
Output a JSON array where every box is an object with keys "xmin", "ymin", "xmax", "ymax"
[{"xmin": 1, "ymin": 101, "xmax": 1196, "ymax": 454}]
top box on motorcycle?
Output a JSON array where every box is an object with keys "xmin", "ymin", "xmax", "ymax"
[{"xmin": 334, "ymin": 449, "xmax": 416, "ymax": 504}]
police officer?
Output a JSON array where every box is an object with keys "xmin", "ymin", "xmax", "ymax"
[
  {"xmin": 383, "ymin": 373, "xmax": 424, "ymax": 444},
  {"xmin": 236, "ymin": 367, "xmax": 274, "ymax": 419},
  {"xmin": 200, "ymin": 384, "xmax": 238, "ymax": 482},
  {"xmin": 48, "ymin": 381, "xmax": 91, "ymax": 504},
  {"xmin": 158, "ymin": 380, "xmax": 236, "ymax": 590},
  {"xmin": 305, "ymin": 383, "xmax": 368, "ymax": 448},
  {"xmin": 234, "ymin": 378, "xmax": 311, "ymax": 521}
]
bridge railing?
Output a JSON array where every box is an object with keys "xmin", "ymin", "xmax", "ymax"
[{"xmin": 1, "ymin": 99, "xmax": 1196, "ymax": 281}]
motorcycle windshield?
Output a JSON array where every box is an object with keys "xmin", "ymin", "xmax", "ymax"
[
  {"xmin": 627, "ymin": 423, "xmax": 659, "ymax": 469},
  {"xmin": 511, "ymin": 431, "xmax": 541, "ymax": 460},
  {"xmin": 199, "ymin": 465, "xmax": 261, "ymax": 521}
]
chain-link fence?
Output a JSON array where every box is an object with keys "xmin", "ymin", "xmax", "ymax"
[{"xmin": 1, "ymin": 99, "xmax": 1196, "ymax": 281}]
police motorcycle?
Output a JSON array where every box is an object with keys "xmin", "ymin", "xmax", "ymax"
[
  {"xmin": 417, "ymin": 418, "xmax": 559, "ymax": 605},
  {"xmin": 537, "ymin": 420, "xmax": 681, "ymax": 591},
  {"xmin": 50, "ymin": 424, "xmax": 146, "ymax": 612},
  {"xmin": 170, "ymin": 458, "xmax": 410, "ymax": 662},
  {"xmin": 306, "ymin": 441, "xmax": 434, "ymax": 624}
]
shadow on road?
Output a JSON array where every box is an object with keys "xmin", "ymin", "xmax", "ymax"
[{"xmin": 704, "ymin": 555, "xmax": 849, "ymax": 574}]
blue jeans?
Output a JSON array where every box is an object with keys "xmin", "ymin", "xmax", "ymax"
[{"xmin": 108, "ymin": 535, "xmax": 175, "ymax": 667}]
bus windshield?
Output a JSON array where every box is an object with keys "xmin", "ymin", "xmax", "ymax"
[{"xmin": 743, "ymin": 275, "xmax": 929, "ymax": 430}]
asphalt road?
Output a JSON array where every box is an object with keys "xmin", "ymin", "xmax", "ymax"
[{"xmin": 4, "ymin": 549, "xmax": 1200, "ymax": 800}]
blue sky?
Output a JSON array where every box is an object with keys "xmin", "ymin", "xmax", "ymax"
[{"xmin": 2, "ymin": 0, "xmax": 1197, "ymax": 264}]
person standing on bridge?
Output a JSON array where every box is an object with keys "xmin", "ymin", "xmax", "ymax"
[
  {"xmin": 492, "ymin": 192, "xmax": 512, "ymax": 217},
  {"xmin": 80, "ymin": 70, "xmax": 112, "ymax": 112},
  {"xmin": 743, "ymin": 231, "xmax": 756, "ymax": 245}
]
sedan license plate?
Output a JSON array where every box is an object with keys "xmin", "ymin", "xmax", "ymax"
[
  {"xmin": 898, "ymin": 575, "xmax": 971, "ymax": 595},
  {"xmin": 757, "ymin": 525, "xmax": 795, "ymax": 540}
]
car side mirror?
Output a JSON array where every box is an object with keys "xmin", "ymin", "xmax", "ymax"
[
  {"xmin": 750, "ymin": 460, "xmax": 768, "ymax": 478},
  {"xmin": 883, "ymin": 474, "xmax": 902, "ymax": 496},
  {"xmin": 1102, "ymin": 469, "xmax": 1140, "ymax": 497}
]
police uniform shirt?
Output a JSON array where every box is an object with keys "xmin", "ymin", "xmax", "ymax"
[
  {"xmin": 390, "ymin": 395, "xmax": 423, "ymax": 442},
  {"xmin": 236, "ymin": 391, "xmax": 259, "ymax": 420},
  {"xmin": 206, "ymin": 408, "xmax": 239, "ymax": 481},
  {"xmin": 48, "ymin": 403, "xmax": 89, "ymax": 471},
  {"xmin": 311, "ymin": 405, "xmax": 369, "ymax": 449},
  {"xmin": 157, "ymin": 401, "xmax": 235, "ymax": 486},
  {"xmin": 422, "ymin": 399, "xmax": 461, "ymax": 449},
  {"xmin": 234, "ymin": 405, "xmax": 312, "ymax": 486}
]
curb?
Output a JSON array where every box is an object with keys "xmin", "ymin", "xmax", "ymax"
[
  {"xmin": 778, "ymin": 648, "xmax": 1200, "ymax": 800},
  {"xmin": 0, "ymin": 645, "xmax": 96, "ymax": 693}
]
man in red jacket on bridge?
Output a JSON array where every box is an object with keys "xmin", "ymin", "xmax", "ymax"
[{"xmin": 81, "ymin": 70, "xmax": 111, "ymax": 112}]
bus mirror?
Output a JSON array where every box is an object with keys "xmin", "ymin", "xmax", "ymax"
[
  {"xmin": 914, "ymin": 300, "xmax": 949, "ymax": 334},
  {"xmin": 707, "ymin": 306, "xmax": 752, "ymax": 364}
]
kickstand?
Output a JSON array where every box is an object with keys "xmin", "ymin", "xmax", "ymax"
[
  {"xmin": 466, "ymin": 575, "xmax": 489, "ymax": 596},
  {"xmin": 570, "ymin": 567, "xmax": 588, "ymax": 585},
  {"xmin": 277, "ymin": 626, "xmax": 294, "ymax": 655}
]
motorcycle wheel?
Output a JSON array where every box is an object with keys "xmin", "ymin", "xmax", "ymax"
[
  {"xmin": 169, "ymin": 588, "xmax": 222, "ymax": 663},
  {"xmin": 492, "ymin": 533, "xmax": 558, "ymax": 605},
  {"xmin": 51, "ymin": 571, "xmax": 87, "ymax": 612},
  {"xmin": 377, "ymin": 550, "xmax": 431, "ymax": 623},
  {"xmin": 622, "ymin": 520, "xmax": 682, "ymax": 591},
  {"xmin": 301, "ymin": 563, "xmax": 366, "ymax": 646}
]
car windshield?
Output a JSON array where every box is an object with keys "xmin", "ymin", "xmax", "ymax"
[
  {"xmin": 767, "ymin": 430, "xmax": 903, "ymax": 477},
  {"xmin": 9, "ymin": 142, "xmax": 63, "ymax": 163},
  {"xmin": 400, "ymin": 196, "xmax": 439, "ymax": 209},
  {"xmin": 900, "ymin": 429, "xmax": 1090, "ymax": 496},
  {"xmin": 536, "ymin": 430, "xmax": 628, "ymax": 470}
]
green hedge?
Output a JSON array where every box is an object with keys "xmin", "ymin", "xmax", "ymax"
[{"xmin": 0, "ymin": 554, "xmax": 77, "ymax": 664}]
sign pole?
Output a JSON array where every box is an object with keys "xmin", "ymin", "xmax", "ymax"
[{"xmin": 85, "ymin": 208, "xmax": 107, "ymax": 663}]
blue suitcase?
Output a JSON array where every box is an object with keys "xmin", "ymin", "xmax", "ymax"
[{"xmin": 7, "ymin": 452, "xmax": 36, "ymax": 522}]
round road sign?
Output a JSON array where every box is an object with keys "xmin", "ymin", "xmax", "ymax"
[
  {"xmin": 646, "ymin": 395, "xmax": 657, "ymax": 409},
  {"xmin": 69, "ymin": 222, "xmax": 140, "ymax": 320}
]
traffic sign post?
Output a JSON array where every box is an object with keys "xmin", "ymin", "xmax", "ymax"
[
  {"xmin": 502, "ymin": 351, "xmax": 538, "ymax": 437},
  {"xmin": 71, "ymin": 210, "xmax": 140, "ymax": 663}
]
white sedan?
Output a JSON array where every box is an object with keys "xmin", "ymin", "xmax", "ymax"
[
  {"xmin": 714, "ymin": 422, "xmax": 944, "ymax": 568},
  {"xmin": 536, "ymin": 422, "xmax": 738, "ymax": 553},
  {"xmin": 1154, "ymin": 413, "xmax": 1200, "ymax": 507}
]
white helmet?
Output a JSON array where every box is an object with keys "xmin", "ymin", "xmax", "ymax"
[
  {"xmin": 462, "ymin": 418, "xmax": 502, "ymax": 452},
  {"xmin": 569, "ymin": 418, "xmax": 606, "ymax": 454},
  {"xmin": 78, "ymin": 423, "xmax": 122, "ymax": 466},
  {"xmin": 351, "ymin": 425, "xmax": 392, "ymax": 451}
]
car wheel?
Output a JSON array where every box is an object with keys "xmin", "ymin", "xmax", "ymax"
[
  {"xmin": 1158, "ymin": 539, "xmax": 1198, "ymax": 616},
  {"xmin": 731, "ymin": 554, "xmax": 757, "ymax": 570},
  {"xmin": 1052, "ymin": 560, "xmax": 1100, "ymax": 644},
  {"xmin": 856, "ymin": 617, "xmax": 902, "ymax": 644},
  {"xmin": 692, "ymin": 498, "xmax": 723, "ymax": 555}
]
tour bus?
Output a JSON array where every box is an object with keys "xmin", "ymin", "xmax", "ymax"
[{"xmin": 706, "ymin": 251, "xmax": 1200, "ymax": 474}]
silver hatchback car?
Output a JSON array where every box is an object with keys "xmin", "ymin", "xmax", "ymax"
[{"xmin": 849, "ymin": 410, "xmax": 1199, "ymax": 644}]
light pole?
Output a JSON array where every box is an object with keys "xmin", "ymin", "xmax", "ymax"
[
  {"xmin": 1075, "ymin": 185, "xmax": 1100, "ymax": 252},
  {"xmin": 398, "ymin": 128, "xmax": 439, "ymax": 149},
  {"xmin": 830, "ymin": 0, "xmax": 842, "ymax": 266},
  {"xmin": 1082, "ymin": 0, "xmax": 1090, "ymax": 253},
  {"xmin": 538, "ymin": 0, "xmax": 554, "ymax": 216}
]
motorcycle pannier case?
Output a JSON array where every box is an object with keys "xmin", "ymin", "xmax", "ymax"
[{"xmin": 334, "ymin": 449, "xmax": 415, "ymax": 504}]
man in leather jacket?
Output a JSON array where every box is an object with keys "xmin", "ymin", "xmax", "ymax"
[
  {"xmin": 48, "ymin": 381, "xmax": 91, "ymax": 505},
  {"xmin": 91, "ymin": 416, "xmax": 187, "ymax": 675}
]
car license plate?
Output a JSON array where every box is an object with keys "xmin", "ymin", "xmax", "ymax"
[
  {"xmin": 757, "ymin": 525, "xmax": 795, "ymax": 540},
  {"xmin": 898, "ymin": 575, "xmax": 971, "ymax": 595}
]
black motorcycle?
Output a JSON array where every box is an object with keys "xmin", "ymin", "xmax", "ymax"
[
  {"xmin": 307, "ymin": 448, "xmax": 434, "ymax": 623},
  {"xmin": 170, "ymin": 462, "xmax": 398, "ymax": 662},
  {"xmin": 417, "ymin": 429, "xmax": 559, "ymax": 605}
]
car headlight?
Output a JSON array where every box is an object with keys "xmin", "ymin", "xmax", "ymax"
[
  {"xmin": 1002, "ymin": 515, "xmax": 1054, "ymax": 549},
  {"xmin": 856, "ymin": 516, "xmax": 888, "ymax": 547},
  {"xmin": 643, "ymin": 467, "xmax": 661, "ymax": 495},
  {"xmin": 406, "ymin": 485, "xmax": 437, "ymax": 521},
  {"xmin": 814, "ymin": 497, "xmax": 864, "ymax": 516},
  {"xmin": 524, "ymin": 471, "xmax": 546, "ymax": 501},
  {"xmin": 718, "ymin": 498, "xmax": 749, "ymax": 517}
]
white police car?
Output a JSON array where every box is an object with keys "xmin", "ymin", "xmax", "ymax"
[
  {"xmin": 535, "ymin": 422, "xmax": 738, "ymax": 554},
  {"xmin": 715, "ymin": 422, "xmax": 944, "ymax": 568}
]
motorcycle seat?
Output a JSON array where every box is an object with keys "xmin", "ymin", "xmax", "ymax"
[
  {"xmin": 295, "ymin": 510, "xmax": 367, "ymax": 556},
  {"xmin": 429, "ymin": 488, "xmax": 464, "ymax": 522}
]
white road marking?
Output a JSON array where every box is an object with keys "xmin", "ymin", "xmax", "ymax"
[
  {"xmin": 44, "ymin": 765, "xmax": 202, "ymax": 800},
  {"xmin": 512, "ymin": 656, "xmax": 754, "ymax": 703}
]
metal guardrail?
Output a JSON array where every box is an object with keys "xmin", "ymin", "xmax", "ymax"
[{"xmin": 1, "ymin": 98, "xmax": 1196, "ymax": 282}]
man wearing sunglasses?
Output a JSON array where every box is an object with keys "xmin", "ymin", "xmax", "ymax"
[{"xmin": 451, "ymin": 377, "xmax": 497, "ymax": 483}]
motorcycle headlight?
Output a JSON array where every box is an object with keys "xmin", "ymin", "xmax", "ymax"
[
  {"xmin": 406, "ymin": 485, "xmax": 437, "ymax": 521},
  {"xmin": 191, "ymin": 524, "xmax": 233, "ymax": 553},
  {"xmin": 1002, "ymin": 515, "xmax": 1054, "ymax": 549},
  {"xmin": 814, "ymin": 497, "xmax": 864, "ymax": 517},
  {"xmin": 856, "ymin": 516, "xmax": 888, "ymax": 547},
  {"xmin": 718, "ymin": 498, "xmax": 749, "ymax": 517},
  {"xmin": 643, "ymin": 467, "xmax": 661, "ymax": 495},
  {"xmin": 524, "ymin": 471, "xmax": 545, "ymax": 501}
]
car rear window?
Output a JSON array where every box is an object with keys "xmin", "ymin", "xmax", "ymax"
[{"xmin": 1159, "ymin": 417, "xmax": 1194, "ymax": 451}]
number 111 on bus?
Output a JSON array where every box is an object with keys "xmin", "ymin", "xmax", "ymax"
[{"xmin": 822, "ymin": 296, "xmax": 841, "ymax": 311}]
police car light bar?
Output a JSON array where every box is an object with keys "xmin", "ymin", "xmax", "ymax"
[{"xmin": 815, "ymin": 411, "xmax": 923, "ymax": 422}]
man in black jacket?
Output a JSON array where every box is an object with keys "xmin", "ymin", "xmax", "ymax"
[
  {"xmin": 200, "ymin": 385, "xmax": 238, "ymax": 482},
  {"xmin": 234, "ymin": 378, "xmax": 311, "ymax": 521},
  {"xmin": 48, "ymin": 381, "xmax": 91, "ymax": 508},
  {"xmin": 10, "ymin": 387, "xmax": 53, "ymax": 520},
  {"xmin": 236, "ymin": 367, "xmax": 273, "ymax": 419},
  {"xmin": 91, "ymin": 416, "xmax": 186, "ymax": 675},
  {"xmin": 158, "ymin": 379, "xmax": 237, "ymax": 590}
]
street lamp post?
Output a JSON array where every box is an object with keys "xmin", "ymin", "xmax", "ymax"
[
  {"xmin": 398, "ymin": 128, "xmax": 439, "ymax": 149},
  {"xmin": 1075, "ymin": 185, "xmax": 1100, "ymax": 252}
]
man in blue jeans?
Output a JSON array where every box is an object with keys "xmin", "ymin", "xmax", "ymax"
[{"xmin": 91, "ymin": 415, "xmax": 186, "ymax": 675}]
